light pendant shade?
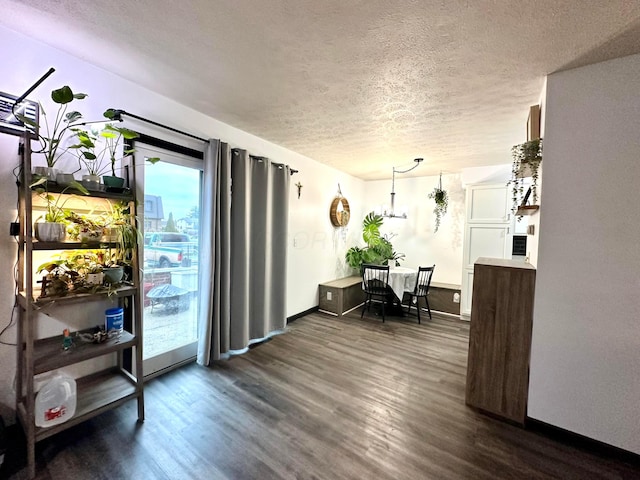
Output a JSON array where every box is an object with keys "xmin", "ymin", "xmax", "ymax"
[{"xmin": 381, "ymin": 158, "xmax": 423, "ymax": 219}]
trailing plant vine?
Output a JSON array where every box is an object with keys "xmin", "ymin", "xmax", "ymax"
[
  {"xmin": 508, "ymin": 138, "xmax": 543, "ymax": 214},
  {"xmin": 427, "ymin": 173, "xmax": 448, "ymax": 233}
]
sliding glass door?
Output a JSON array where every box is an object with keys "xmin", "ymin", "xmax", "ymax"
[{"xmin": 136, "ymin": 145, "xmax": 202, "ymax": 377}]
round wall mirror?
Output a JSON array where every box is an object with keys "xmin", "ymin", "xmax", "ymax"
[{"xmin": 329, "ymin": 196, "xmax": 350, "ymax": 227}]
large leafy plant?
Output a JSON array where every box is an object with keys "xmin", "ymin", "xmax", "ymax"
[
  {"xmin": 345, "ymin": 212, "xmax": 404, "ymax": 271},
  {"xmin": 71, "ymin": 112, "xmax": 139, "ymax": 177},
  {"xmin": 18, "ymin": 86, "xmax": 88, "ymax": 168}
]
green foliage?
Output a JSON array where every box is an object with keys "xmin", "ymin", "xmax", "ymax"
[
  {"xmin": 164, "ymin": 212, "xmax": 178, "ymax": 232},
  {"xmin": 31, "ymin": 175, "xmax": 89, "ymax": 223},
  {"xmin": 17, "ymin": 85, "xmax": 88, "ymax": 168},
  {"xmin": 187, "ymin": 206, "xmax": 199, "ymax": 218},
  {"xmin": 345, "ymin": 212, "xmax": 405, "ymax": 271},
  {"xmin": 508, "ymin": 138, "xmax": 543, "ymax": 214},
  {"xmin": 427, "ymin": 187, "xmax": 448, "ymax": 233},
  {"xmin": 70, "ymin": 111, "xmax": 140, "ymax": 177},
  {"xmin": 106, "ymin": 201, "xmax": 140, "ymax": 266}
]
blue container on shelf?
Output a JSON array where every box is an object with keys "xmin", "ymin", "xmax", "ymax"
[{"xmin": 105, "ymin": 307, "xmax": 124, "ymax": 335}]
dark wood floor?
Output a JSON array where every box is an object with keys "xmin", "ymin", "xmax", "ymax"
[{"xmin": 4, "ymin": 311, "xmax": 640, "ymax": 479}]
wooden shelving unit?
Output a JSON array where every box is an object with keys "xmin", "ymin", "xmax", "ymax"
[
  {"xmin": 15, "ymin": 131, "xmax": 144, "ymax": 478},
  {"xmin": 17, "ymin": 368, "xmax": 138, "ymax": 442}
]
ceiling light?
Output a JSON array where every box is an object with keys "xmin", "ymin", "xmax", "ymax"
[{"xmin": 381, "ymin": 158, "xmax": 423, "ymax": 219}]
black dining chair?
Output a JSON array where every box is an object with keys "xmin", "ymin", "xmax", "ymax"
[
  {"xmin": 361, "ymin": 264, "xmax": 392, "ymax": 322},
  {"xmin": 403, "ymin": 265, "xmax": 435, "ymax": 324}
]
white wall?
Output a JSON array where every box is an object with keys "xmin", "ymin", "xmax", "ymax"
[
  {"xmin": 0, "ymin": 25, "xmax": 365, "ymax": 421},
  {"xmin": 526, "ymin": 79, "xmax": 547, "ymax": 267},
  {"xmin": 363, "ymin": 173, "xmax": 465, "ymax": 286},
  {"xmin": 528, "ymin": 54, "xmax": 640, "ymax": 454}
]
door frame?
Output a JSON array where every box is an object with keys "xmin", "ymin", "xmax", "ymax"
[{"xmin": 131, "ymin": 137, "xmax": 204, "ymax": 378}]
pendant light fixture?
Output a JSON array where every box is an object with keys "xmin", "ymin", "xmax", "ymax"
[{"xmin": 381, "ymin": 157, "xmax": 423, "ymax": 219}]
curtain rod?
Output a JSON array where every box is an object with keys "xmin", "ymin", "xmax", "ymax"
[
  {"xmin": 108, "ymin": 109, "xmax": 209, "ymax": 142},
  {"xmin": 112, "ymin": 108, "xmax": 298, "ymax": 175}
]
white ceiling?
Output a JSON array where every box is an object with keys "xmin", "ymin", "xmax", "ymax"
[{"xmin": 3, "ymin": 0, "xmax": 640, "ymax": 179}]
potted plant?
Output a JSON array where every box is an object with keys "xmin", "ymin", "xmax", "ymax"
[
  {"xmin": 30, "ymin": 176, "xmax": 89, "ymax": 242},
  {"xmin": 508, "ymin": 138, "xmax": 543, "ymax": 213},
  {"xmin": 59, "ymin": 250, "xmax": 104, "ymax": 285},
  {"xmin": 70, "ymin": 128, "xmax": 103, "ymax": 190},
  {"xmin": 65, "ymin": 211, "xmax": 108, "ymax": 243},
  {"xmin": 102, "ymin": 109, "xmax": 140, "ymax": 188},
  {"xmin": 17, "ymin": 86, "xmax": 87, "ymax": 181},
  {"xmin": 71, "ymin": 111, "xmax": 139, "ymax": 190},
  {"xmin": 345, "ymin": 212, "xmax": 404, "ymax": 273},
  {"xmin": 427, "ymin": 173, "xmax": 448, "ymax": 233},
  {"xmin": 36, "ymin": 259, "xmax": 79, "ymax": 297},
  {"xmin": 96, "ymin": 201, "xmax": 140, "ymax": 284}
]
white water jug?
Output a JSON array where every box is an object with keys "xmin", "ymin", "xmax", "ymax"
[{"xmin": 35, "ymin": 373, "xmax": 77, "ymax": 427}]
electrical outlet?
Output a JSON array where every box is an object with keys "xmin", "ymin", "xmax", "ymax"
[
  {"xmin": 326, "ymin": 291, "xmax": 332, "ymax": 301},
  {"xmin": 453, "ymin": 292, "xmax": 460, "ymax": 303}
]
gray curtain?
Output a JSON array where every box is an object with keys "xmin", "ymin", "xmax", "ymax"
[
  {"xmin": 197, "ymin": 140, "xmax": 231, "ymax": 364},
  {"xmin": 198, "ymin": 144, "xmax": 289, "ymax": 365}
]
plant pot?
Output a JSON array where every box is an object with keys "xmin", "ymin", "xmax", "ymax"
[
  {"xmin": 75, "ymin": 226, "xmax": 104, "ymax": 243},
  {"xmin": 34, "ymin": 166, "xmax": 58, "ymax": 182},
  {"xmin": 34, "ymin": 222, "xmax": 66, "ymax": 242},
  {"xmin": 81, "ymin": 174, "xmax": 101, "ymax": 191},
  {"xmin": 86, "ymin": 272, "xmax": 104, "ymax": 285},
  {"xmin": 103, "ymin": 266, "xmax": 124, "ymax": 284},
  {"xmin": 102, "ymin": 175, "xmax": 125, "ymax": 188},
  {"xmin": 55, "ymin": 173, "xmax": 75, "ymax": 186}
]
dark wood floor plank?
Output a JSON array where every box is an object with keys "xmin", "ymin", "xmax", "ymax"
[{"xmin": 4, "ymin": 311, "xmax": 639, "ymax": 479}]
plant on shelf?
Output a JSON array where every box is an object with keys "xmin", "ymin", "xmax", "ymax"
[
  {"xmin": 36, "ymin": 250, "xmax": 109, "ymax": 297},
  {"xmin": 427, "ymin": 173, "xmax": 448, "ymax": 233},
  {"xmin": 508, "ymin": 138, "xmax": 543, "ymax": 214},
  {"xmin": 30, "ymin": 175, "xmax": 89, "ymax": 242},
  {"xmin": 65, "ymin": 211, "xmax": 108, "ymax": 243},
  {"xmin": 36, "ymin": 259, "xmax": 80, "ymax": 297},
  {"xmin": 17, "ymin": 85, "xmax": 87, "ymax": 179},
  {"xmin": 345, "ymin": 211, "xmax": 405, "ymax": 273},
  {"xmin": 106, "ymin": 200, "xmax": 139, "ymax": 267},
  {"xmin": 71, "ymin": 110, "xmax": 140, "ymax": 189},
  {"xmin": 60, "ymin": 250, "xmax": 104, "ymax": 286}
]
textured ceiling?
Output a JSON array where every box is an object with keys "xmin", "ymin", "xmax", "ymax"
[{"xmin": 2, "ymin": 0, "xmax": 640, "ymax": 179}]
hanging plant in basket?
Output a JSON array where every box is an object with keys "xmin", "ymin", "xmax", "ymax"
[
  {"xmin": 508, "ymin": 138, "xmax": 543, "ymax": 214},
  {"xmin": 428, "ymin": 173, "xmax": 448, "ymax": 233}
]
